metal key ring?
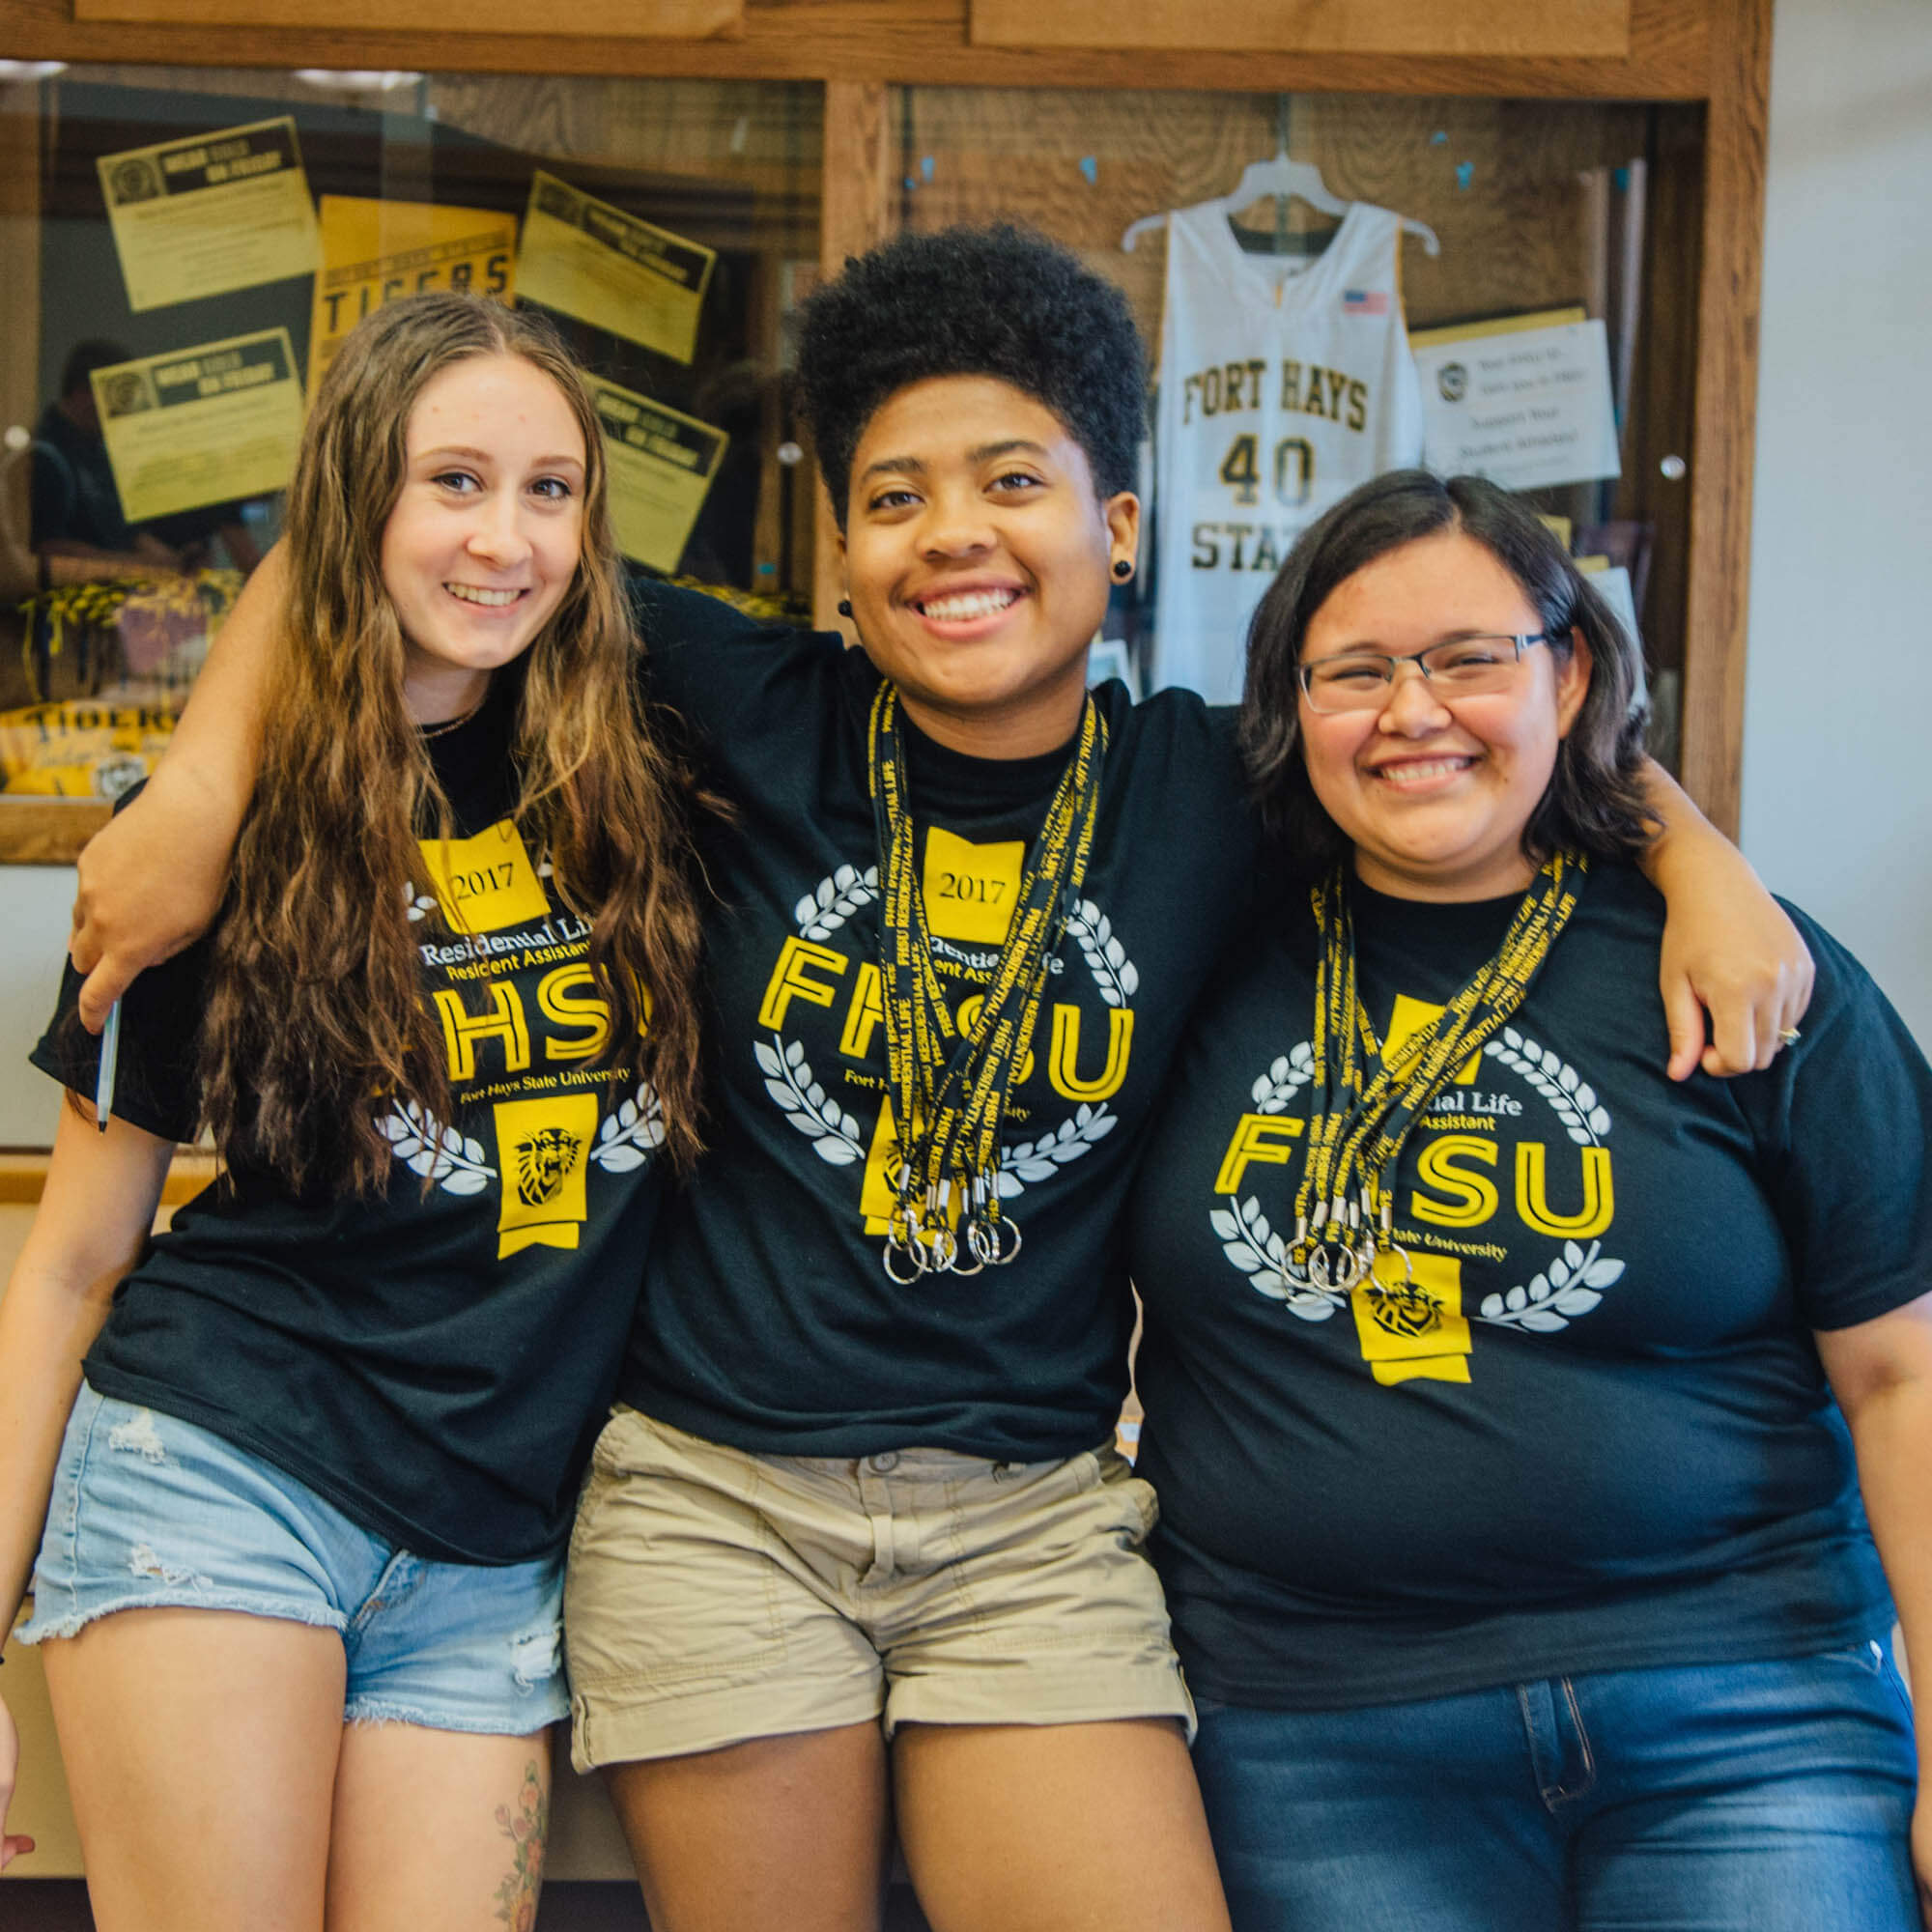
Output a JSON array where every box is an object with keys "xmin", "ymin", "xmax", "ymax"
[
  {"xmin": 923, "ymin": 1223, "xmax": 960, "ymax": 1275},
  {"xmin": 949, "ymin": 1227, "xmax": 987, "ymax": 1277},
  {"xmin": 882, "ymin": 1232, "xmax": 928, "ymax": 1285},
  {"xmin": 1374, "ymin": 1239, "xmax": 1414, "ymax": 1286},
  {"xmin": 973, "ymin": 1213, "xmax": 1022, "ymax": 1266},
  {"xmin": 1309, "ymin": 1239, "xmax": 1361, "ymax": 1292},
  {"xmin": 883, "ymin": 1198, "xmax": 930, "ymax": 1284}
]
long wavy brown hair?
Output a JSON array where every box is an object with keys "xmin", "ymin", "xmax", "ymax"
[{"xmin": 199, "ymin": 294, "xmax": 707, "ymax": 1195}]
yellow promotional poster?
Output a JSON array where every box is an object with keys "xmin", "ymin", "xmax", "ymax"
[
  {"xmin": 97, "ymin": 117, "xmax": 320, "ymax": 314},
  {"xmin": 0, "ymin": 698, "xmax": 174, "ymax": 798},
  {"xmin": 516, "ymin": 172, "xmax": 714, "ymax": 364},
  {"xmin": 309, "ymin": 197, "xmax": 517, "ymax": 393},
  {"xmin": 92, "ymin": 329, "xmax": 303, "ymax": 526},
  {"xmin": 493, "ymin": 1094, "xmax": 600, "ymax": 1257},
  {"xmin": 585, "ymin": 375, "xmax": 728, "ymax": 573}
]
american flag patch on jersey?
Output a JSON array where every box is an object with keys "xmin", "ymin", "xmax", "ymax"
[{"xmin": 1343, "ymin": 289, "xmax": 1389, "ymax": 315}]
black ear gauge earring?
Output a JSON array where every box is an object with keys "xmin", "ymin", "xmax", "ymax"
[
  {"xmin": 838, "ymin": 599, "xmax": 853, "ymax": 617},
  {"xmin": 1112, "ymin": 558, "xmax": 1135, "ymax": 582}
]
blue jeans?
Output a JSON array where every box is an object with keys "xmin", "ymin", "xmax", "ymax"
[
  {"xmin": 1192, "ymin": 1646, "xmax": 1918, "ymax": 1931},
  {"xmin": 20, "ymin": 1382, "xmax": 569, "ymax": 1733}
]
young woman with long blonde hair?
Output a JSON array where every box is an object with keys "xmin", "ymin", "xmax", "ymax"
[{"xmin": 0, "ymin": 293, "xmax": 706, "ymax": 1929}]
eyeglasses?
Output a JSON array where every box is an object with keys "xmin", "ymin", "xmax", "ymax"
[{"xmin": 1297, "ymin": 633, "xmax": 1550, "ymax": 715}]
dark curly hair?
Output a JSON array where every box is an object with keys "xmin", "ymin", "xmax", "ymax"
[
  {"xmin": 797, "ymin": 223, "xmax": 1148, "ymax": 526},
  {"xmin": 1240, "ymin": 469, "xmax": 1654, "ymax": 877}
]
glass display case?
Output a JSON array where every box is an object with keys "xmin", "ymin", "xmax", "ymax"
[{"xmin": 0, "ymin": 64, "xmax": 821, "ymax": 854}]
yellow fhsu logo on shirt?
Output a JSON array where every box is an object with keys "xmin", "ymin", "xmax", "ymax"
[
  {"xmin": 417, "ymin": 821, "xmax": 550, "ymax": 933},
  {"xmin": 1351, "ymin": 1252, "xmax": 1473, "ymax": 1386},
  {"xmin": 492, "ymin": 1094, "xmax": 599, "ymax": 1257},
  {"xmin": 1353, "ymin": 996, "xmax": 1476, "ymax": 1384}
]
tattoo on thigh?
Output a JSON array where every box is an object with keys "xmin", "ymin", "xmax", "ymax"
[{"xmin": 492, "ymin": 1759, "xmax": 548, "ymax": 1932}]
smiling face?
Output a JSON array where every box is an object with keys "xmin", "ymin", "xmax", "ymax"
[
  {"xmin": 1297, "ymin": 529, "xmax": 1591, "ymax": 902},
  {"xmin": 838, "ymin": 375, "xmax": 1139, "ymax": 759},
  {"xmin": 380, "ymin": 352, "xmax": 587, "ymax": 724}
]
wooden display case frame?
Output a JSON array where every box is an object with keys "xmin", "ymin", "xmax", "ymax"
[{"xmin": 0, "ymin": 0, "xmax": 1770, "ymax": 838}]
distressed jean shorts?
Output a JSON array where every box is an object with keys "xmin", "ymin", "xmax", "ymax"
[{"xmin": 17, "ymin": 1380, "xmax": 568, "ymax": 1734}]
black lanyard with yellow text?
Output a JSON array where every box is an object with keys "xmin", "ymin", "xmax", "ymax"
[
  {"xmin": 867, "ymin": 683, "xmax": 1107, "ymax": 1283},
  {"xmin": 1290, "ymin": 852, "xmax": 1586, "ymax": 1290}
]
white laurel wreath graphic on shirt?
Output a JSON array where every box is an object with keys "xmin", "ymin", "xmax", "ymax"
[
  {"xmin": 1477, "ymin": 1237, "xmax": 1625, "ymax": 1332},
  {"xmin": 996, "ymin": 1104, "xmax": 1119, "ymax": 1196},
  {"xmin": 794, "ymin": 865, "xmax": 880, "ymax": 941},
  {"xmin": 1211, "ymin": 1194, "xmax": 1344, "ymax": 1322},
  {"xmin": 1209, "ymin": 1043, "xmax": 1323, "ymax": 1307},
  {"xmin": 379, "ymin": 1100, "xmax": 496, "ymax": 1195},
  {"xmin": 1484, "ymin": 1029, "xmax": 1612, "ymax": 1145},
  {"xmin": 591, "ymin": 1083, "xmax": 666, "ymax": 1172},
  {"xmin": 1063, "ymin": 899, "xmax": 1139, "ymax": 1008},
  {"xmin": 1251, "ymin": 1044, "xmax": 1315, "ymax": 1113},
  {"xmin": 755, "ymin": 1034, "xmax": 867, "ymax": 1166}
]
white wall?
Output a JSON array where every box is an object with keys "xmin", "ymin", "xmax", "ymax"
[
  {"xmin": 0, "ymin": 865, "xmax": 82, "ymax": 1146},
  {"xmin": 1742, "ymin": 0, "xmax": 1932, "ymax": 1047}
]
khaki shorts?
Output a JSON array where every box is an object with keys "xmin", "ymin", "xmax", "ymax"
[{"xmin": 564, "ymin": 1407, "xmax": 1194, "ymax": 1771}]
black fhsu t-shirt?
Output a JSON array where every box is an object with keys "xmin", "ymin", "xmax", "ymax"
[
  {"xmin": 1127, "ymin": 863, "xmax": 1932, "ymax": 1709},
  {"xmin": 32, "ymin": 684, "xmax": 668, "ymax": 1565},
  {"xmin": 620, "ymin": 580, "xmax": 1256, "ymax": 1462}
]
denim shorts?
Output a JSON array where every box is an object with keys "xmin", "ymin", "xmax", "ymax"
[{"xmin": 18, "ymin": 1381, "xmax": 568, "ymax": 1734}]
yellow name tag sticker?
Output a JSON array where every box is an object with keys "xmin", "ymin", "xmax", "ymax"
[
  {"xmin": 493, "ymin": 1094, "xmax": 599, "ymax": 1258},
  {"xmin": 1351, "ymin": 1252, "xmax": 1473, "ymax": 1386},
  {"xmin": 416, "ymin": 821, "xmax": 550, "ymax": 934},
  {"xmin": 923, "ymin": 827, "xmax": 1023, "ymax": 947}
]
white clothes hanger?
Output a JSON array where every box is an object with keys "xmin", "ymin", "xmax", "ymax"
[{"xmin": 1122, "ymin": 146, "xmax": 1440, "ymax": 258}]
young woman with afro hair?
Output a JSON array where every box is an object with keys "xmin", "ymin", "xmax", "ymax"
[{"xmin": 63, "ymin": 224, "xmax": 1809, "ymax": 1932}]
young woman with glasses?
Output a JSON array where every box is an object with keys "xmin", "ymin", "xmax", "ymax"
[
  {"xmin": 1126, "ymin": 469, "xmax": 1930, "ymax": 1932},
  {"xmin": 44, "ymin": 237, "xmax": 1813, "ymax": 1932}
]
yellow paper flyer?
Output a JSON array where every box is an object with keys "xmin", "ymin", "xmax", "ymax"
[
  {"xmin": 516, "ymin": 172, "xmax": 714, "ymax": 365},
  {"xmin": 586, "ymin": 376, "xmax": 728, "ymax": 573},
  {"xmin": 93, "ymin": 329, "xmax": 303, "ymax": 525},
  {"xmin": 97, "ymin": 117, "xmax": 320, "ymax": 314},
  {"xmin": 309, "ymin": 197, "xmax": 518, "ymax": 393}
]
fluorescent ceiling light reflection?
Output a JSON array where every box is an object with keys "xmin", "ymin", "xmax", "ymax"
[{"xmin": 292, "ymin": 69, "xmax": 424, "ymax": 92}]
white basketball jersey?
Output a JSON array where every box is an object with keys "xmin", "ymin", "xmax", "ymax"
[{"xmin": 1150, "ymin": 200, "xmax": 1424, "ymax": 703}]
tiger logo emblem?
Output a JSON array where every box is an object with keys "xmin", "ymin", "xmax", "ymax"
[
  {"xmin": 1362, "ymin": 1272, "xmax": 1445, "ymax": 1342},
  {"xmin": 514, "ymin": 1126, "xmax": 582, "ymax": 1208}
]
